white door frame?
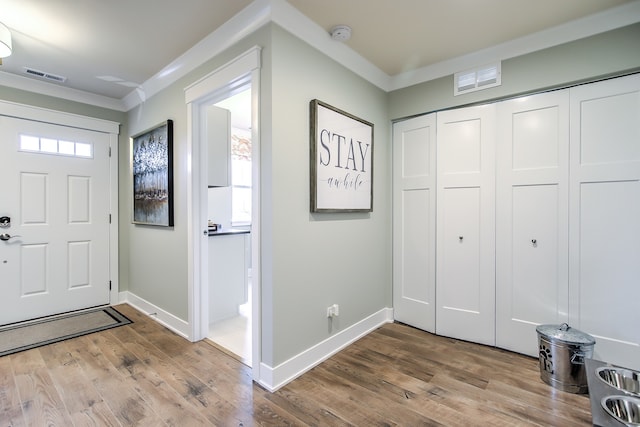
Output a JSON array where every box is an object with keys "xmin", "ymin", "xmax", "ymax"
[
  {"xmin": 0, "ymin": 100, "xmax": 120, "ymax": 308},
  {"xmin": 185, "ymin": 47, "xmax": 262, "ymax": 380}
]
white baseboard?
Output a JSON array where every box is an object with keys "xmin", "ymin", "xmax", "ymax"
[
  {"xmin": 257, "ymin": 307, "xmax": 394, "ymax": 392},
  {"xmin": 117, "ymin": 293, "xmax": 393, "ymax": 392},
  {"xmin": 119, "ymin": 291, "xmax": 191, "ymax": 339}
]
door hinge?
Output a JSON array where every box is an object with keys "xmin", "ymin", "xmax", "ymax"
[
  {"xmin": 109, "ymin": 214, "xmax": 112, "ymax": 224},
  {"xmin": 109, "ymin": 280, "xmax": 112, "ymax": 291},
  {"xmin": 109, "ymin": 146, "xmax": 112, "ymax": 157}
]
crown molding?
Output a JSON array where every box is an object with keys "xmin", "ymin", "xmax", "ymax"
[
  {"xmin": 122, "ymin": 0, "xmax": 271, "ymax": 111},
  {"xmin": 2, "ymin": 0, "xmax": 638, "ymax": 111},
  {"xmin": 388, "ymin": 0, "xmax": 640, "ymax": 91},
  {"xmin": 268, "ymin": 0, "xmax": 390, "ymax": 90},
  {"xmin": 0, "ymin": 70, "xmax": 128, "ymax": 111}
]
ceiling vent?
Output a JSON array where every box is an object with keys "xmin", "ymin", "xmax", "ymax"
[
  {"xmin": 454, "ymin": 62, "xmax": 501, "ymax": 96},
  {"xmin": 23, "ymin": 67, "xmax": 67, "ymax": 83}
]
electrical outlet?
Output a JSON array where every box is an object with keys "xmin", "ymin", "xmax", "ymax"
[{"xmin": 327, "ymin": 304, "xmax": 339, "ymax": 318}]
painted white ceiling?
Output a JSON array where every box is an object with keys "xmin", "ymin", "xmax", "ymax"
[{"xmin": 0, "ymin": 0, "xmax": 638, "ymax": 111}]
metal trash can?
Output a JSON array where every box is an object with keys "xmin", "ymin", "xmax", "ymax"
[{"xmin": 536, "ymin": 323, "xmax": 596, "ymax": 394}]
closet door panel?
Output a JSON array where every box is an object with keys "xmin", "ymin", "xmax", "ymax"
[
  {"xmin": 570, "ymin": 74, "xmax": 640, "ymax": 370},
  {"xmin": 436, "ymin": 105, "xmax": 495, "ymax": 345},
  {"xmin": 578, "ymin": 181, "xmax": 640, "ymax": 344},
  {"xmin": 439, "ymin": 188, "xmax": 481, "ymax": 311},
  {"xmin": 496, "ymin": 90, "xmax": 569, "ymax": 356},
  {"xmin": 393, "ymin": 114, "xmax": 436, "ymax": 332},
  {"xmin": 511, "ymin": 185, "xmax": 562, "ymax": 322},
  {"xmin": 400, "ymin": 189, "xmax": 431, "ymax": 302}
]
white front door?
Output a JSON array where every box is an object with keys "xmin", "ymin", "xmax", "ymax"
[
  {"xmin": 0, "ymin": 115, "xmax": 111, "ymax": 325},
  {"xmin": 392, "ymin": 113, "xmax": 436, "ymax": 332}
]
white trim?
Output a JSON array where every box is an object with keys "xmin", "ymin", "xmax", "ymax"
[
  {"xmin": 121, "ymin": 291, "xmax": 191, "ymax": 339},
  {"xmin": 125, "ymin": 4, "xmax": 270, "ymax": 111},
  {"xmin": 108, "ymin": 132, "xmax": 120, "ymax": 306},
  {"xmin": 0, "ymin": 71, "xmax": 128, "ymax": 112},
  {"xmin": 248, "ymin": 65, "xmax": 262, "ymax": 384},
  {"xmin": 3, "ymin": 0, "xmax": 637, "ymax": 111},
  {"xmin": 185, "ymin": 46, "xmax": 262, "ymax": 386},
  {"xmin": 268, "ymin": 0, "xmax": 389, "ymax": 90},
  {"xmin": 389, "ymin": 1, "xmax": 640, "ymax": 91},
  {"xmin": 185, "ymin": 101, "xmax": 202, "ymax": 343},
  {"xmin": 257, "ymin": 307, "xmax": 394, "ymax": 392},
  {"xmin": 0, "ymin": 99, "xmax": 119, "ymax": 133},
  {"xmin": 185, "ymin": 46, "xmax": 261, "ymax": 103},
  {"xmin": 185, "ymin": 46, "xmax": 262, "ymax": 342}
]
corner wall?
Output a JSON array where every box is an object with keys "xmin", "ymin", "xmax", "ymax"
[
  {"xmin": 124, "ymin": 26, "xmax": 272, "ymax": 323},
  {"xmin": 264, "ymin": 25, "xmax": 392, "ymax": 372}
]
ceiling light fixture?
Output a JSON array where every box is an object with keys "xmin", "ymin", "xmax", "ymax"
[
  {"xmin": 330, "ymin": 25, "xmax": 352, "ymax": 42},
  {"xmin": 0, "ymin": 22, "xmax": 12, "ymax": 58}
]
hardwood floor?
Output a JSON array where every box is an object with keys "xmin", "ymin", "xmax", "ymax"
[{"xmin": 0, "ymin": 304, "xmax": 592, "ymax": 426}]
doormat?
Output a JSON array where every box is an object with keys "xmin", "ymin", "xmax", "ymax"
[{"xmin": 0, "ymin": 306, "xmax": 132, "ymax": 357}]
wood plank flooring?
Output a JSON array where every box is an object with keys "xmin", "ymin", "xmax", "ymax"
[{"xmin": 0, "ymin": 304, "xmax": 593, "ymax": 426}]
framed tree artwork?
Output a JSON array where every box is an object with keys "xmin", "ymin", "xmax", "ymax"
[{"xmin": 131, "ymin": 120, "xmax": 174, "ymax": 226}]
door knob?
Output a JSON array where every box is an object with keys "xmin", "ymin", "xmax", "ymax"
[{"xmin": 0, "ymin": 233, "xmax": 21, "ymax": 241}]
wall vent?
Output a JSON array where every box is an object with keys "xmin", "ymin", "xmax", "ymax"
[
  {"xmin": 23, "ymin": 67, "xmax": 67, "ymax": 83},
  {"xmin": 454, "ymin": 62, "xmax": 501, "ymax": 96}
]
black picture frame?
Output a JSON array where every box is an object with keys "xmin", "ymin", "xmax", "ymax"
[
  {"xmin": 131, "ymin": 120, "xmax": 174, "ymax": 226},
  {"xmin": 310, "ymin": 99, "xmax": 374, "ymax": 212}
]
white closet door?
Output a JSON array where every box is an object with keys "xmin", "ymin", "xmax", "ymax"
[
  {"xmin": 569, "ymin": 73, "xmax": 640, "ymax": 370},
  {"xmin": 496, "ymin": 90, "xmax": 570, "ymax": 357},
  {"xmin": 436, "ymin": 105, "xmax": 496, "ymax": 345},
  {"xmin": 392, "ymin": 114, "xmax": 436, "ymax": 332}
]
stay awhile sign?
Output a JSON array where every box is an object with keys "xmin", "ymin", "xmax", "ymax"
[{"xmin": 310, "ymin": 99, "xmax": 374, "ymax": 212}]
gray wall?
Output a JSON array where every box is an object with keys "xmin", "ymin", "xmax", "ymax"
[
  {"xmin": 3, "ymin": 18, "xmax": 638, "ymax": 373},
  {"xmin": 264, "ymin": 25, "xmax": 391, "ymax": 366},
  {"xmin": 389, "ymin": 23, "xmax": 640, "ymax": 121},
  {"xmin": 124, "ymin": 22, "xmax": 392, "ymax": 367},
  {"xmin": 125, "ymin": 25, "xmax": 272, "ymax": 322}
]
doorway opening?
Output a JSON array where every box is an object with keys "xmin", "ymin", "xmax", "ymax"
[
  {"xmin": 185, "ymin": 46, "xmax": 261, "ymax": 380},
  {"xmin": 207, "ymin": 87, "xmax": 253, "ymax": 366}
]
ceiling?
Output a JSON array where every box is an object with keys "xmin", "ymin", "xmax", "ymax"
[{"xmin": 0, "ymin": 0, "xmax": 638, "ymax": 109}]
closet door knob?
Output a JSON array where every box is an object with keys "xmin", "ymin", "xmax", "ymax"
[
  {"xmin": 459, "ymin": 236, "xmax": 464, "ymax": 242},
  {"xmin": 532, "ymin": 239, "xmax": 537, "ymax": 247}
]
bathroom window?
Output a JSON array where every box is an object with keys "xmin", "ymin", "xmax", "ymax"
[{"xmin": 231, "ymin": 128, "xmax": 251, "ymax": 226}]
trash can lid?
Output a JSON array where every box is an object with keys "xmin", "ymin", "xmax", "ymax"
[{"xmin": 536, "ymin": 323, "xmax": 596, "ymax": 345}]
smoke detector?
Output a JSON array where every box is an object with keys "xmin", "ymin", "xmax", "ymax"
[{"xmin": 330, "ymin": 25, "xmax": 352, "ymax": 42}]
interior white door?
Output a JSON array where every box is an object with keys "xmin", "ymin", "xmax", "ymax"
[
  {"xmin": 436, "ymin": 105, "xmax": 496, "ymax": 345},
  {"xmin": 496, "ymin": 89, "xmax": 570, "ymax": 357},
  {"xmin": 392, "ymin": 113, "xmax": 436, "ymax": 332},
  {"xmin": 0, "ymin": 115, "xmax": 111, "ymax": 325},
  {"xmin": 569, "ymin": 73, "xmax": 640, "ymax": 370}
]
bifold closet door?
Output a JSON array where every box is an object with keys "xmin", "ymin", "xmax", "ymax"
[
  {"xmin": 569, "ymin": 73, "xmax": 640, "ymax": 371},
  {"xmin": 496, "ymin": 90, "xmax": 570, "ymax": 357},
  {"xmin": 436, "ymin": 105, "xmax": 496, "ymax": 346},
  {"xmin": 392, "ymin": 114, "xmax": 436, "ymax": 332}
]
